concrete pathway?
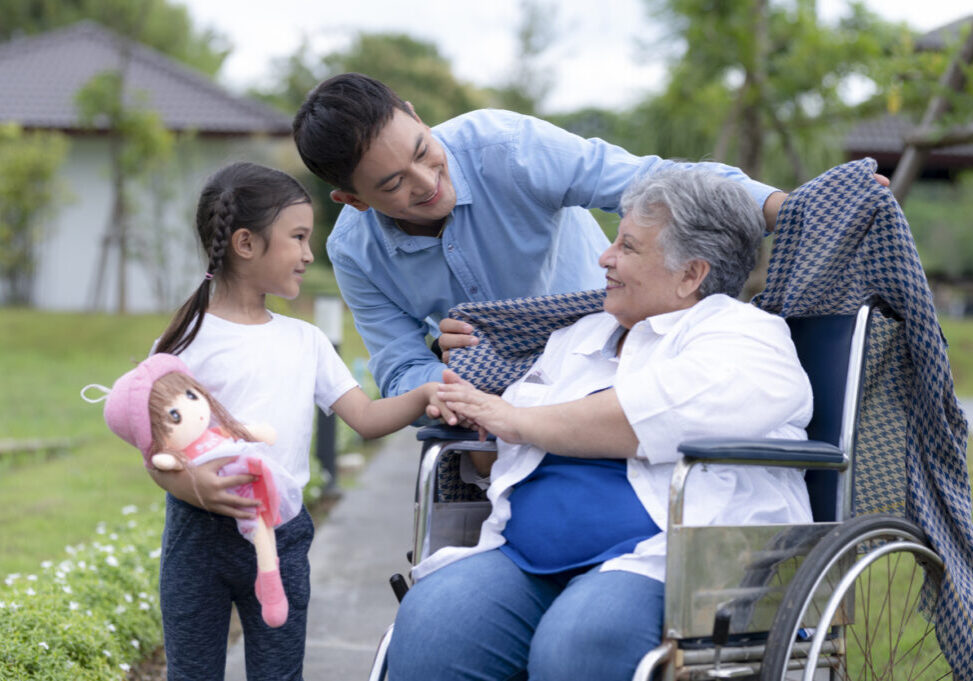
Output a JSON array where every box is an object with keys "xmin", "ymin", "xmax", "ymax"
[{"xmin": 225, "ymin": 428, "xmax": 418, "ymax": 680}]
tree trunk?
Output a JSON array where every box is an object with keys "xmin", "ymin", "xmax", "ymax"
[{"xmin": 737, "ymin": 0, "xmax": 768, "ymax": 179}]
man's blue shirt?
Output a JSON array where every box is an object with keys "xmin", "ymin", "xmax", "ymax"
[{"xmin": 326, "ymin": 109, "xmax": 777, "ymax": 396}]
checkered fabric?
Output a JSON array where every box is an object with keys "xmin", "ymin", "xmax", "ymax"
[
  {"xmin": 753, "ymin": 157, "xmax": 973, "ymax": 677},
  {"xmin": 447, "ymin": 289, "xmax": 606, "ymax": 394}
]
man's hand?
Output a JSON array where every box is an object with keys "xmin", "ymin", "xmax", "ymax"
[
  {"xmin": 437, "ymin": 318, "xmax": 478, "ymax": 364},
  {"xmin": 148, "ymin": 456, "xmax": 260, "ymax": 519},
  {"xmin": 437, "ymin": 369, "xmax": 522, "ymax": 443}
]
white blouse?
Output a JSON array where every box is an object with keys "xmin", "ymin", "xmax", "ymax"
[{"xmin": 412, "ymin": 294, "xmax": 814, "ymax": 582}]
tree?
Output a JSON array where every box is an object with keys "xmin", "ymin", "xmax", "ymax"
[
  {"xmin": 488, "ymin": 0, "xmax": 559, "ymax": 116},
  {"xmin": 75, "ymin": 25, "xmax": 175, "ymax": 313},
  {"xmin": 0, "ymin": 124, "xmax": 69, "ymax": 304},
  {"xmin": 0, "ymin": 0, "xmax": 228, "ymax": 76},
  {"xmin": 640, "ymin": 0, "xmax": 903, "ymax": 186}
]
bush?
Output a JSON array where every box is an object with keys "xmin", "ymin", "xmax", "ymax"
[{"xmin": 0, "ymin": 505, "xmax": 164, "ymax": 681}]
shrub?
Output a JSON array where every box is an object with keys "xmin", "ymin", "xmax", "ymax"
[{"xmin": 0, "ymin": 505, "xmax": 164, "ymax": 681}]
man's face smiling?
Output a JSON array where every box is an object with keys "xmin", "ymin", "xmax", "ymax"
[{"xmin": 332, "ymin": 108, "xmax": 457, "ymax": 230}]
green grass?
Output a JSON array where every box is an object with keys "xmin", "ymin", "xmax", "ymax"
[
  {"xmin": 940, "ymin": 316, "xmax": 973, "ymax": 398},
  {"xmin": 0, "ymin": 268, "xmax": 375, "ymax": 576}
]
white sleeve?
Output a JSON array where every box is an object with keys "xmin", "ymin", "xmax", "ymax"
[
  {"xmin": 313, "ymin": 329, "xmax": 360, "ymax": 415},
  {"xmin": 615, "ymin": 315, "xmax": 812, "ymax": 463}
]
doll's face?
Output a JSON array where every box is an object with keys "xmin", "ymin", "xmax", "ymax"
[{"xmin": 160, "ymin": 388, "xmax": 211, "ymax": 452}]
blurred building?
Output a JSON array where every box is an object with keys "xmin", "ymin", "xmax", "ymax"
[{"xmin": 0, "ymin": 21, "xmax": 293, "ymax": 312}]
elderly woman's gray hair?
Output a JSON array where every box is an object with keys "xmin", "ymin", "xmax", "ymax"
[{"xmin": 620, "ymin": 167, "xmax": 764, "ymax": 298}]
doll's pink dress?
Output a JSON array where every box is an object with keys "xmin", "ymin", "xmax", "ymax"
[{"xmin": 183, "ymin": 428, "xmax": 302, "ymax": 538}]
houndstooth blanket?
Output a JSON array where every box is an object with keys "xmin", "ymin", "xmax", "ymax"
[{"xmin": 753, "ymin": 157, "xmax": 973, "ymax": 678}]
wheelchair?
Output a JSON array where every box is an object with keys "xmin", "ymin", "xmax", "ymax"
[{"xmin": 367, "ymin": 298, "xmax": 956, "ymax": 681}]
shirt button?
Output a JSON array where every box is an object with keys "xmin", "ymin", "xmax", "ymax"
[
  {"xmin": 470, "ymin": 286, "xmax": 478, "ymax": 294},
  {"xmin": 447, "ymin": 244, "xmax": 454, "ymax": 252}
]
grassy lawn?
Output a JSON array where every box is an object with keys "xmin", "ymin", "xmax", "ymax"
[{"xmin": 0, "ymin": 270, "xmax": 375, "ymax": 576}]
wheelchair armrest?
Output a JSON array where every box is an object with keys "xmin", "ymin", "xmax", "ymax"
[
  {"xmin": 416, "ymin": 424, "xmax": 496, "ymax": 442},
  {"xmin": 669, "ymin": 438, "xmax": 847, "ymax": 527},
  {"xmin": 677, "ymin": 437, "xmax": 847, "ymax": 469}
]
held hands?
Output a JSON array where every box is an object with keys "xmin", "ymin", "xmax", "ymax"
[
  {"xmin": 435, "ymin": 369, "xmax": 524, "ymax": 443},
  {"xmin": 437, "ymin": 318, "xmax": 479, "ymax": 364}
]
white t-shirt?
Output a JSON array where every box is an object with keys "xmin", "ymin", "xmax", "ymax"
[
  {"xmin": 176, "ymin": 312, "xmax": 359, "ymax": 488},
  {"xmin": 413, "ymin": 294, "xmax": 814, "ymax": 582}
]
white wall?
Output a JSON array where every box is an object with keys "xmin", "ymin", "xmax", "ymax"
[{"xmin": 31, "ymin": 135, "xmax": 296, "ymax": 313}]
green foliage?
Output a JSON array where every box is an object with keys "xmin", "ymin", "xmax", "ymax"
[
  {"xmin": 0, "ymin": 0, "xmax": 228, "ymax": 77},
  {"xmin": 0, "ymin": 505, "xmax": 164, "ymax": 681},
  {"xmin": 906, "ymin": 173, "xmax": 973, "ymax": 278},
  {"xmin": 638, "ymin": 0, "xmax": 908, "ymax": 186},
  {"xmin": 0, "ymin": 124, "xmax": 70, "ymax": 304}
]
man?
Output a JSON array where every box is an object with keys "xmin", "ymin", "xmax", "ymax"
[{"xmin": 293, "ymin": 72, "xmax": 787, "ymax": 397}]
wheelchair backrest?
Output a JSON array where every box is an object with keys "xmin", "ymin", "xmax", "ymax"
[{"xmin": 786, "ymin": 304, "xmax": 872, "ymax": 522}]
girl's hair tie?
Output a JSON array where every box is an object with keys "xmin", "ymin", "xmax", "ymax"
[{"xmin": 204, "ymin": 272, "xmax": 214, "ymax": 281}]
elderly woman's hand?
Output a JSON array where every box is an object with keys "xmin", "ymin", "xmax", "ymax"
[{"xmin": 437, "ymin": 370, "xmax": 524, "ymax": 443}]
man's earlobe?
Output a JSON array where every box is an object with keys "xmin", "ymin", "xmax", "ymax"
[{"xmin": 330, "ymin": 189, "xmax": 370, "ymax": 212}]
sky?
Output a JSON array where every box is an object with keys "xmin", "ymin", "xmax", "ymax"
[{"xmin": 178, "ymin": 0, "xmax": 970, "ymax": 113}]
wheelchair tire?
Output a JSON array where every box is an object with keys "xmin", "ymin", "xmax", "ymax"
[{"xmin": 759, "ymin": 514, "xmax": 949, "ymax": 681}]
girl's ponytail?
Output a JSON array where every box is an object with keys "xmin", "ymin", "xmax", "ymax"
[{"xmin": 154, "ymin": 189, "xmax": 235, "ymax": 356}]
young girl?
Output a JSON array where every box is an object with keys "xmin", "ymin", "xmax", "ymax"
[{"xmin": 146, "ymin": 161, "xmax": 450, "ymax": 681}]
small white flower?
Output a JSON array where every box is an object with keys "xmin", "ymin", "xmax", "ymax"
[
  {"xmin": 4, "ymin": 574, "xmax": 19, "ymax": 586},
  {"xmin": 65, "ymin": 545, "xmax": 77, "ymax": 555},
  {"xmin": 106, "ymin": 623, "xmax": 116, "ymax": 632},
  {"xmin": 96, "ymin": 523, "xmax": 106, "ymax": 535},
  {"xmin": 127, "ymin": 520, "xmax": 137, "ymax": 529},
  {"xmin": 109, "ymin": 533, "xmax": 119, "ymax": 541},
  {"xmin": 138, "ymin": 592, "xmax": 149, "ymax": 599},
  {"xmin": 103, "ymin": 649, "xmax": 112, "ymax": 658},
  {"xmin": 38, "ymin": 642, "xmax": 49, "ymax": 650},
  {"xmin": 25, "ymin": 588, "xmax": 36, "ymax": 596},
  {"xmin": 41, "ymin": 561, "xmax": 53, "ymax": 569},
  {"xmin": 121, "ymin": 505, "xmax": 137, "ymax": 515},
  {"xmin": 0, "ymin": 601, "xmax": 5, "ymax": 608},
  {"xmin": 139, "ymin": 602, "xmax": 150, "ymax": 611},
  {"xmin": 62, "ymin": 585, "xmax": 72, "ymax": 594},
  {"xmin": 115, "ymin": 605, "xmax": 126, "ymax": 615},
  {"xmin": 105, "ymin": 556, "xmax": 119, "ymax": 567},
  {"xmin": 69, "ymin": 601, "xmax": 80, "ymax": 611},
  {"xmin": 149, "ymin": 548, "xmax": 161, "ymax": 559},
  {"xmin": 124, "ymin": 593, "xmax": 133, "ymax": 603},
  {"xmin": 27, "ymin": 574, "xmax": 37, "ymax": 581},
  {"xmin": 9, "ymin": 602, "xmax": 20, "ymax": 610},
  {"xmin": 131, "ymin": 639, "xmax": 140, "ymax": 649},
  {"xmin": 119, "ymin": 663, "xmax": 131, "ymax": 672},
  {"xmin": 78, "ymin": 560, "xmax": 87, "ymax": 569}
]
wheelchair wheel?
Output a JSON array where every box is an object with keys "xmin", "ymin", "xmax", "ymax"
[{"xmin": 759, "ymin": 514, "xmax": 949, "ymax": 681}]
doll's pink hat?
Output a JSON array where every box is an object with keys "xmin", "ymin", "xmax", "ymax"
[{"xmin": 101, "ymin": 353, "xmax": 191, "ymax": 465}]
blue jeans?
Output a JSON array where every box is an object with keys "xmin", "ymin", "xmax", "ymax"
[
  {"xmin": 387, "ymin": 549, "xmax": 665, "ymax": 681},
  {"xmin": 159, "ymin": 494, "xmax": 314, "ymax": 681}
]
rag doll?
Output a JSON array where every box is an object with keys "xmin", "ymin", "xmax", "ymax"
[{"xmin": 83, "ymin": 353, "xmax": 301, "ymax": 627}]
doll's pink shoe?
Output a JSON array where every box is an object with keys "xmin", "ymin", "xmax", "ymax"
[{"xmin": 254, "ymin": 568, "xmax": 288, "ymax": 627}]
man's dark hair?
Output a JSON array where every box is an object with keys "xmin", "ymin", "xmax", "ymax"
[{"xmin": 292, "ymin": 73, "xmax": 412, "ymax": 192}]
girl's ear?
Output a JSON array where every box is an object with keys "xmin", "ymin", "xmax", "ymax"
[{"xmin": 231, "ymin": 228, "xmax": 257, "ymax": 260}]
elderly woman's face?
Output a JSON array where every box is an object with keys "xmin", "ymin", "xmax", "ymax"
[{"xmin": 598, "ymin": 215, "xmax": 699, "ymax": 329}]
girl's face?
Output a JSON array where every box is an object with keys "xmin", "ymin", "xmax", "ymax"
[
  {"xmin": 253, "ymin": 202, "xmax": 314, "ymax": 300},
  {"xmin": 161, "ymin": 387, "xmax": 212, "ymax": 451}
]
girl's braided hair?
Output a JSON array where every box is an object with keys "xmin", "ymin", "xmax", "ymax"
[{"xmin": 154, "ymin": 162, "xmax": 311, "ymax": 356}]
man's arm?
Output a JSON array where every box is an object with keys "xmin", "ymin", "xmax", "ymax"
[{"xmin": 330, "ymin": 250, "xmax": 445, "ymax": 396}]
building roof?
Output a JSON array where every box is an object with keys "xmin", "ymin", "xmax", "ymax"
[{"xmin": 0, "ymin": 21, "xmax": 291, "ymax": 136}]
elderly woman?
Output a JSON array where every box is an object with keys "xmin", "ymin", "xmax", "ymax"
[{"xmin": 388, "ymin": 167, "xmax": 814, "ymax": 681}]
